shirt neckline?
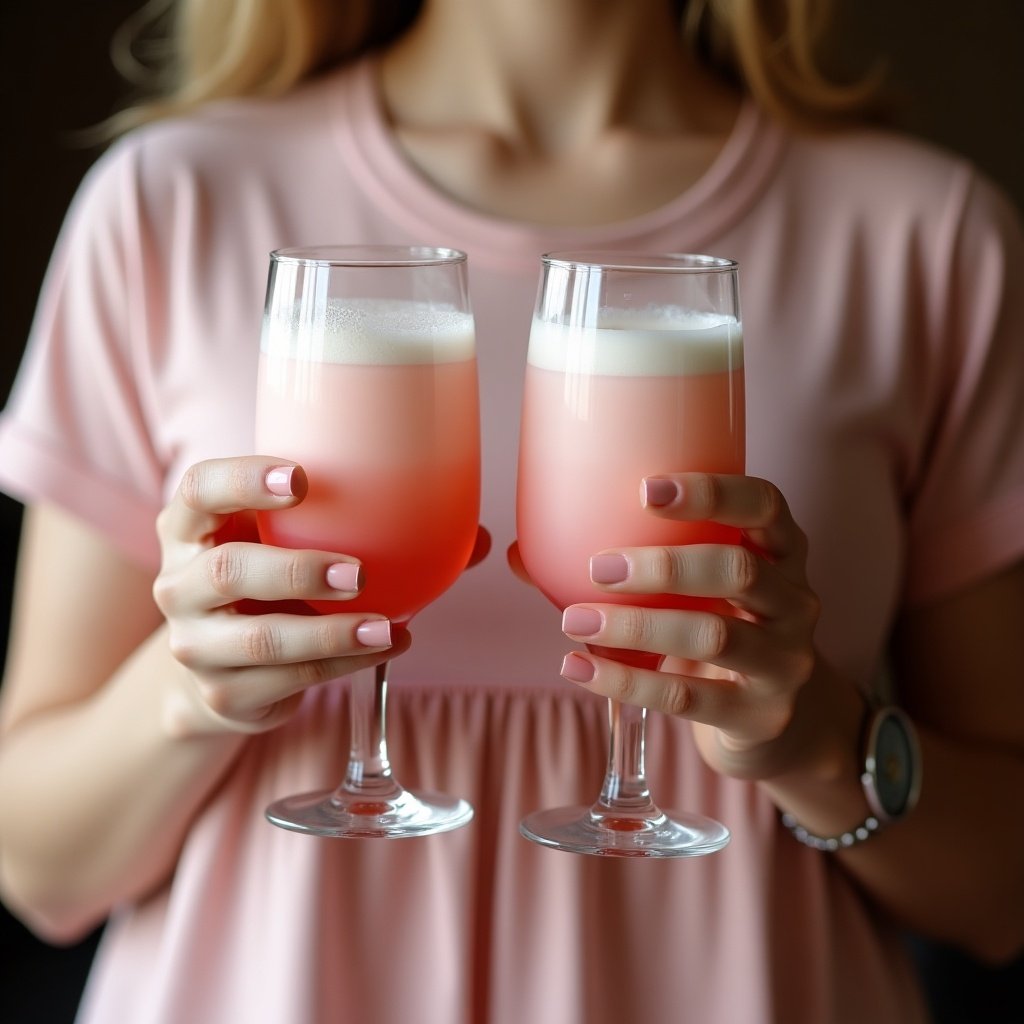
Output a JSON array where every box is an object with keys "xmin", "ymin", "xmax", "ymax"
[{"xmin": 331, "ymin": 57, "xmax": 787, "ymax": 271}]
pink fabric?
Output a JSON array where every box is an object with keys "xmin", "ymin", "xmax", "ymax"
[{"xmin": 1, "ymin": 58, "xmax": 1023, "ymax": 1023}]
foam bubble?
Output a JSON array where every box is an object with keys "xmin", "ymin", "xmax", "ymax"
[
  {"xmin": 262, "ymin": 298, "xmax": 475, "ymax": 364},
  {"xmin": 528, "ymin": 307, "xmax": 743, "ymax": 376}
]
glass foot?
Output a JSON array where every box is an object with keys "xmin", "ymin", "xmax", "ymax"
[
  {"xmin": 519, "ymin": 804, "xmax": 730, "ymax": 858},
  {"xmin": 266, "ymin": 787, "xmax": 474, "ymax": 838}
]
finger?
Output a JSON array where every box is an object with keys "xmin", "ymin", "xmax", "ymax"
[
  {"xmin": 562, "ymin": 604, "xmax": 814, "ymax": 687},
  {"xmin": 157, "ymin": 457, "xmax": 307, "ymax": 550},
  {"xmin": 559, "ymin": 649, "xmax": 743, "ymax": 726},
  {"xmin": 587, "ymin": 543, "xmax": 813, "ymax": 621},
  {"xmin": 155, "ymin": 541, "xmax": 364, "ymax": 615},
  {"xmin": 641, "ymin": 473, "xmax": 807, "ymax": 566},
  {"xmin": 191, "ymin": 628, "xmax": 412, "ymax": 721},
  {"xmin": 171, "ymin": 611, "xmax": 396, "ymax": 672}
]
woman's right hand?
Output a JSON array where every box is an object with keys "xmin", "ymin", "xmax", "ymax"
[{"xmin": 153, "ymin": 456, "xmax": 409, "ymax": 737}]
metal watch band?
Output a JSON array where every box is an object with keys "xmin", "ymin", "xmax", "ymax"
[
  {"xmin": 780, "ymin": 694, "xmax": 923, "ymax": 851},
  {"xmin": 779, "ymin": 810, "xmax": 883, "ymax": 852},
  {"xmin": 779, "ymin": 693, "xmax": 887, "ymax": 853}
]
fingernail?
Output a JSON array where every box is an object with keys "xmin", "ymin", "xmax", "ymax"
[
  {"xmin": 590, "ymin": 554, "xmax": 629, "ymax": 585},
  {"xmin": 561, "ymin": 653, "xmax": 596, "ymax": 683},
  {"xmin": 266, "ymin": 466, "xmax": 297, "ymax": 497},
  {"xmin": 326, "ymin": 562, "xmax": 363, "ymax": 592},
  {"xmin": 356, "ymin": 619, "xmax": 392, "ymax": 648},
  {"xmin": 562, "ymin": 607, "xmax": 604, "ymax": 637},
  {"xmin": 643, "ymin": 477, "xmax": 679, "ymax": 507}
]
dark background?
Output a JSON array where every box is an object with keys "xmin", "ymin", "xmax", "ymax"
[{"xmin": 1, "ymin": 2, "xmax": 1022, "ymax": 1022}]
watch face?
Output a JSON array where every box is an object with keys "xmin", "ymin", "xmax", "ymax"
[{"xmin": 865, "ymin": 709, "xmax": 921, "ymax": 820}]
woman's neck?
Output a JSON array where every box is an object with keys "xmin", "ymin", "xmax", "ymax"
[{"xmin": 378, "ymin": 0, "xmax": 742, "ymax": 225}]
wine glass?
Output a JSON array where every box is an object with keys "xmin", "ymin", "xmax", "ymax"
[
  {"xmin": 516, "ymin": 252, "xmax": 744, "ymax": 857},
  {"xmin": 255, "ymin": 245, "xmax": 479, "ymax": 838}
]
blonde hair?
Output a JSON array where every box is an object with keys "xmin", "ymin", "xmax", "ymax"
[
  {"xmin": 684, "ymin": 0, "xmax": 881, "ymax": 121},
  {"xmin": 106, "ymin": 0, "xmax": 879, "ymax": 135}
]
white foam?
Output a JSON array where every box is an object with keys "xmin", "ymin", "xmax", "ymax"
[
  {"xmin": 261, "ymin": 298, "xmax": 475, "ymax": 364},
  {"xmin": 528, "ymin": 307, "xmax": 742, "ymax": 376}
]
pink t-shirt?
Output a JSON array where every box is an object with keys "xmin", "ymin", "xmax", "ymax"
[{"xmin": 1, "ymin": 59, "xmax": 1022, "ymax": 1024}]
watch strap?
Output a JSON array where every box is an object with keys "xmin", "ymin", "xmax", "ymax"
[
  {"xmin": 779, "ymin": 809, "xmax": 884, "ymax": 851},
  {"xmin": 779, "ymin": 695, "xmax": 915, "ymax": 852}
]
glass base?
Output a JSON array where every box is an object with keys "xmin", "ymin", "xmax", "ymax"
[
  {"xmin": 266, "ymin": 786, "xmax": 474, "ymax": 838},
  {"xmin": 519, "ymin": 804, "xmax": 730, "ymax": 858}
]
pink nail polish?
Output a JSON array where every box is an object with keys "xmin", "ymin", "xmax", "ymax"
[
  {"xmin": 562, "ymin": 607, "xmax": 603, "ymax": 637},
  {"xmin": 356, "ymin": 620, "xmax": 392, "ymax": 648},
  {"xmin": 266, "ymin": 466, "xmax": 297, "ymax": 497},
  {"xmin": 326, "ymin": 562, "xmax": 363, "ymax": 592},
  {"xmin": 590, "ymin": 554, "xmax": 629, "ymax": 585},
  {"xmin": 643, "ymin": 477, "xmax": 679, "ymax": 507},
  {"xmin": 561, "ymin": 653, "xmax": 596, "ymax": 683}
]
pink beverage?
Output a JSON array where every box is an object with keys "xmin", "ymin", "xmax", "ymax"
[
  {"xmin": 517, "ymin": 310, "xmax": 745, "ymax": 633},
  {"xmin": 256, "ymin": 299, "xmax": 479, "ymax": 623}
]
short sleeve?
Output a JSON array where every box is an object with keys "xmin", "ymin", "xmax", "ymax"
[
  {"xmin": 0, "ymin": 139, "xmax": 165, "ymax": 569},
  {"xmin": 902, "ymin": 170, "xmax": 1024, "ymax": 607}
]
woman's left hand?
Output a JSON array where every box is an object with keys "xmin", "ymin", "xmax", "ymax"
[{"xmin": 560, "ymin": 472, "xmax": 822, "ymax": 780}]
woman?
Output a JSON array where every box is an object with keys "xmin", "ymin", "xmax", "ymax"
[{"xmin": 1, "ymin": 1, "xmax": 1022, "ymax": 1021}]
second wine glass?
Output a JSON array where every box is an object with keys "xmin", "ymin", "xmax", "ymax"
[
  {"xmin": 516, "ymin": 251, "xmax": 745, "ymax": 857},
  {"xmin": 255, "ymin": 245, "xmax": 480, "ymax": 838}
]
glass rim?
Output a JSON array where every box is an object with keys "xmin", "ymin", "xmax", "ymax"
[
  {"xmin": 270, "ymin": 245, "xmax": 467, "ymax": 268},
  {"xmin": 541, "ymin": 251, "xmax": 739, "ymax": 274}
]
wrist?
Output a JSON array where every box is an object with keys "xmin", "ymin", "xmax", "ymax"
[
  {"xmin": 759, "ymin": 658, "xmax": 867, "ymax": 785},
  {"xmin": 759, "ymin": 663, "xmax": 875, "ymax": 839},
  {"xmin": 767, "ymin": 684, "xmax": 923, "ymax": 852}
]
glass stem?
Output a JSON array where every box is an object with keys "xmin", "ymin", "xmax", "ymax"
[
  {"xmin": 340, "ymin": 662, "xmax": 402, "ymax": 800},
  {"xmin": 591, "ymin": 699, "xmax": 663, "ymax": 825}
]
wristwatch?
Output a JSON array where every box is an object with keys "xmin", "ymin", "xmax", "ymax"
[
  {"xmin": 781, "ymin": 703, "xmax": 922, "ymax": 852},
  {"xmin": 861, "ymin": 705, "xmax": 922, "ymax": 823}
]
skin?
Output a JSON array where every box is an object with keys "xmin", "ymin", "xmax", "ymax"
[
  {"xmin": 0, "ymin": 460, "xmax": 408, "ymax": 940},
  {"xmin": 558, "ymin": 474, "xmax": 1024, "ymax": 961},
  {"xmin": 1, "ymin": 0, "xmax": 1022, "ymax": 971}
]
